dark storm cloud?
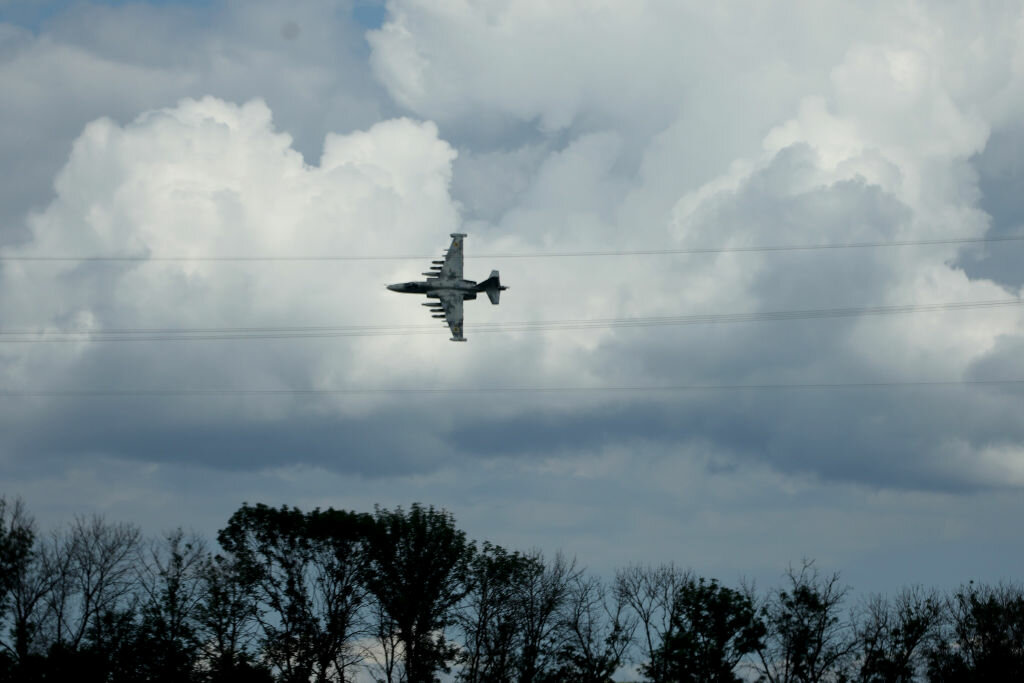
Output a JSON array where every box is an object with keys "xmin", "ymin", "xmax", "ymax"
[
  {"xmin": 449, "ymin": 380, "xmax": 1024, "ymax": 494},
  {"xmin": 958, "ymin": 123, "xmax": 1024, "ymax": 289},
  {"xmin": 2, "ymin": 400, "xmax": 452, "ymax": 478},
  {"xmin": 967, "ymin": 334, "xmax": 1024, "ymax": 382}
]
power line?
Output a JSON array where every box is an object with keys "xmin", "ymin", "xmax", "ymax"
[
  {"xmin": 2, "ymin": 379, "xmax": 1022, "ymax": 398},
  {"xmin": 2, "ymin": 234, "xmax": 1022, "ymax": 262},
  {"xmin": 0, "ymin": 298, "xmax": 1020, "ymax": 343}
]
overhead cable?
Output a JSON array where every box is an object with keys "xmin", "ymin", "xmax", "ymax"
[
  {"xmin": 2, "ymin": 234, "xmax": 1022, "ymax": 262},
  {"xmin": 2, "ymin": 378, "xmax": 1023, "ymax": 398},
  {"xmin": 0, "ymin": 298, "xmax": 1020, "ymax": 343}
]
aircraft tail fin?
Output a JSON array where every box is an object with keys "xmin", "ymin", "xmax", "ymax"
[{"xmin": 478, "ymin": 270, "xmax": 507, "ymax": 304}]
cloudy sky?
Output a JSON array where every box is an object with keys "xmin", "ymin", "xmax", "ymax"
[{"xmin": 1, "ymin": 0, "xmax": 1023, "ymax": 595}]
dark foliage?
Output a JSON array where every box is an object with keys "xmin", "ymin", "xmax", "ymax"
[
  {"xmin": 854, "ymin": 586, "xmax": 943, "ymax": 682},
  {"xmin": 645, "ymin": 576, "xmax": 764, "ymax": 683},
  {"xmin": 754, "ymin": 559, "xmax": 855, "ymax": 683},
  {"xmin": 363, "ymin": 503, "xmax": 473, "ymax": 683},
  {"xmin": 925, "ymin": 581, "xmax": 1024, "ymax": 681},
  {"xmin": 457, "ymin": 542, "xmax": 538, "ymax": 683},
  {"xmin": 2, "ymin": 496, "xmax": 1023, "ymax": 683},
  {"xmin": 0, "ymin": 498, "xmax": 35, "ymax": 668},
  {"xmin": 515, "ymin": 551, "xmax": 580, "ymax": 683},
  {"xmin": 615, "ymin": 563, "xmax": 690, "ymax": 683},
  {"xmin": 0, "ymin": 499, "xmax": 33, "ymax": 615},
  {"xmin": 218, "ymin": 503, "xmax": 373, "ymax": 683},
  {"xmin": 544, "ymin": 573, "xmax": 636, "ymax": 683}
]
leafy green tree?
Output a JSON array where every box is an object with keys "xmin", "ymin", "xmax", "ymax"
[
  {"xmin": 645, "ymin": 576, "xmax": 764, "ymax": 683},
  {"xmin": 364, "ymin": 504, "xmax": 473, "ymax": 683},
  {"xmin": 754, "ymin": 560, "xmax": 854, "ymax": 683},
  {"xmin": 854, "ymin": 586, "xmax": 942, "ymax": 682},
  {"xmin": 926, "ymin": 581, "xmax": 1024, "ymax": 681},
  {"xmin": 218, "ymin": 503, "xmax": 372, "ymax": 683}
]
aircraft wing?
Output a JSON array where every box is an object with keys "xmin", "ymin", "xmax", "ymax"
[
  {"xmin": 439, "ymin": 233, "xmax": 465, "ymax": 280},
  {"xmin": 435, "ymin": 290, "xmax": 466, "ymax": 341}
]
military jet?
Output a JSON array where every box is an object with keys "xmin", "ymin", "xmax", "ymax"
[{"xmin": 387, "ymin": 233, "xmax": 507, "ymax": 342}]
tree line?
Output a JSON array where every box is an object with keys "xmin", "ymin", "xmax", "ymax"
[{"xmin": 1, "ymin": 496, "xmax": 1022, "ymax": 682}]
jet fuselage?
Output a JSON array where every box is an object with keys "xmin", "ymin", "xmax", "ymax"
[{"xmin": 387, "ymin": 278, "xmax": 479, "ymax": 297}]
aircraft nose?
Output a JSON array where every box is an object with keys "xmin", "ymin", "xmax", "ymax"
[{"xmin": 386, "ymin": 283, "xmax": 399, "ymax": 292}]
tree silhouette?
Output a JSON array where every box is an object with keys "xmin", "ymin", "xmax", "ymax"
[
  {"xmin": 926, "ymin": 581, "xmax": 1024, "ymax": 681},
  {"xmin": 194, "ymin": 551, "xmax": 271, "ymax": 683},
  {"xmin": 854, "ymin": 586, "xmax": 942, "ymax": 682},
  {"xmin": 218, "ymin": 503, "xmax": 372, "ymax": 683},
  {"xmin": 754, "ymin": 560, "xmax": 854, "ymax": 683},
  {"xmin": 645, "ymin": 576, "xmax": 764, "ymax": 683},
  {"xmin": 546, "ymin": 573, "xmax": 636, "ymax": 683},
  {"xmin": 514, "ymin": 551, "xmax": 580, "ymax": 683},
  {"xmin": 615, "ymin": 563, "xmax": 690, "ymax": 683},
  {"xmin": 0, "ymin": 498, "xmax": 35, "ymax": 677},
  {"xmin": 363, "ymin": 504, "xmax": 472, "ymax": 683},
  {"xmin": 6, "ymin": 498, "xmax": 1024, "ymax": 683},
  {"xmin": 132, "ymin": 529, "xmax": 208, "ymax": 682},
  {"xmin": 457, "ymin": 542, "xmax": 536, "ymax": 683}
]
